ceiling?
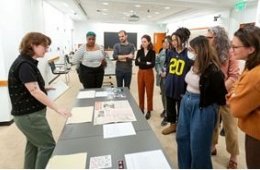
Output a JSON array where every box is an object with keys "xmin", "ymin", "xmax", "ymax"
[{"xmin": 45, "ymin": 0, "xmax": 257, "ymax": 24}]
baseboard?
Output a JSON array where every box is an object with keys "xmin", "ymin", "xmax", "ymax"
[{"xmin": 0, "ymin": 119, "xmax": 14, "ymax": 126}]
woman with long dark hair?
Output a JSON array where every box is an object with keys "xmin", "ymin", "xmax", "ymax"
[{"xmin": 176, "ymin": 35, "xmax": 227, "ymax": 168}]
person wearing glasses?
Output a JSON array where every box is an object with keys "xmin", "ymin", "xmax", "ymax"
[
  {"xmin": 73, "ymin": 31, "xmax": 107, "ymax": 88},
  {"xmin": 176, "ymin": 36, "xmax": 227, "ymax": 168},
  {"xmin": 162, "ymin": 27, "xmax": 193, "ymax": 135},
  {"xmin": 207, "ymin": 26, "xmax": 240, "ymax": 169},
  {"xmin": 8, "ymin": 32, "xmax": 71, "ymax": 169},
  {"xmin": 228, "ymin": 25, "xmax": 260, "ymax": 169}
]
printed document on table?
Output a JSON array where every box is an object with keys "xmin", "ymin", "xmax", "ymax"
[
  {"xmin": 77, "ymin": 90, "xmax": 96, "ymax": 99},
  {"xmin": 47, "ymin": 153, "xmax": 87, "ymax": 169},
  {"xmin": 103, "ymin": 122, "xmax": 136, "ymax": 138},
  {"xmin": 89, "ymin": 155, "xmax": 112, "ymax": 169},
  {"xmin": 125, "ymin": 150, "xmax": 171, "ymax": 169},
  {"xmin": 94, "ymin": 100, "xmax": 136, "ymax": 125},
  {"xmin": 66, "ymin": 106, "xmax": 94, "ymax": 124}
]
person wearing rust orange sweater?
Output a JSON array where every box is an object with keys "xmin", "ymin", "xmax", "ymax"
[{"xmin": 229, "ymin": 25, "xmax": 260, "ymax": 169}]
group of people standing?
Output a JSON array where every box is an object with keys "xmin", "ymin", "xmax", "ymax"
[
  {"xmin": 155, "ymin": 25, "xmax": 260, "ymax": 169},
  {"xmin": 7, "ymin": 25, "xmax": 260, "ymax": 169}
]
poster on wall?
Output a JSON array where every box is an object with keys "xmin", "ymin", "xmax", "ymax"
[{"xmin": 104, "ymin": 32, "xmax": 137, "ymax": 50}]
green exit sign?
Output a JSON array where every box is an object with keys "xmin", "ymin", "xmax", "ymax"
[{"xmin": 235, "ymin": 0, "xmax": 247, "ymax": 11}]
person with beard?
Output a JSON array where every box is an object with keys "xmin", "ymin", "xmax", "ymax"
[{"xmin": 113, "ymin": 30, "xmax": 135, "ymax": 88}]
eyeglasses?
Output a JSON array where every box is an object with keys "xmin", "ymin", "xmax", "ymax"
[
  {"xmin": 206, "ymin": 36, "xmax": 214, "ymax": 39},
  {"xmin": 230, "ymin": 45, "xmax": 245, "ymax": 50}
]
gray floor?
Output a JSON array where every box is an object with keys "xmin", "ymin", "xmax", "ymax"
[{"xmin": 0, "ymin": 66, "xmax": 247, "ymax": 168}]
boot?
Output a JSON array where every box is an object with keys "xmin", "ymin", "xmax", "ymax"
[
  {"xmin": 162, "ymin": 124, "xmax": 176, "ymax": 135},
  {"xmin": 160, "ymin": 110, "xmax": 165, "ymax": 118},
  {"xmin": 145, "ymin": 111, "xmax": 151, "ymax": 120}
]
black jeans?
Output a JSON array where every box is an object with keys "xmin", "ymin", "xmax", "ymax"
[
  {"xmin": 115, "ymin": 69, "xmax": 132, "ymax": 88},
  {"xmin": 165, "ymin": 96, "xmax": 181, "ymax": 123},
  {"xmin": 78, "ymin": 64, "xmax": 104, "ymax": 89}
]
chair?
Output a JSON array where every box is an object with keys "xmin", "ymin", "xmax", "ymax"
[
  {"xmin": 48, "ymin": 61, "xmax": 70, "ymax": 84},
  {"xmin": 65, "ymin": 54, "xmax": 75, "ymax": 65}
]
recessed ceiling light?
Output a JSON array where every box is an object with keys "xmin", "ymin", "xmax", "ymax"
[
  {"xmin": 102, "ymin": 8, "xmax": 108, "ymax": 11},
  {"xmin": 135, "ymin": 4, "xmax": 141, "ymax": 8},
  {"xmin": 164, "ymin": 6, "xmax": 170, "ymax": 10},
  {"xmin": 129, "ymin": 10, "xmax": 134, "ymax": 13},
  {"xmin": 103, "ymin": 2, "xmax": 109, "ymax": 5},
  {"xmin": 155, "ymin": 12, "xmax": 160, "ymax": 14}
]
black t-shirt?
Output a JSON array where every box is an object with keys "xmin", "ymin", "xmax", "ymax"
[
  {"xmin": 8, "ymin": 55, "xmax": 46, "ymax": 116},
  {"xmin": 19, "ymin": 63, "xmax": 38, "ymax": 83}
]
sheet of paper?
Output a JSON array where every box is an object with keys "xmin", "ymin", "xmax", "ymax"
[
  {"xmin": 77, "ymin": 90, "xmax": 95, "ymax": 99},
  {"xmin": 95, "ymin": 91, "xmax": 109, "ymax": 97},
  {"xmin": 94, "ymin": 100, "xmax": 136, "ymax": 125},
  {"xmin": 47, "ymin": 80, "xmax": 69, "ymax": 101},
  {"xmin": 47, "ymin": 153, "xmax": 87, "ymax": 169},
  {"xmin": 103, "ymin": 122, "xmax": 136, "ymax": 138},
  {"xmin": 89, "ymin": 155, "xmax": 112, "ymax": 169},
  {"xmin": 66, "ymin": 106, "xmax": 94, "ymax": 124},
  {"xmin": 125, "ymin": 150, "xmax": 171, "ymax": 169}
]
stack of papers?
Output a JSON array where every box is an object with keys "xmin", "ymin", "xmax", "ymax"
[
  {"xmin": 47, "ymin": 153, "xmax": 87, "ymax": 169},
  {"xmin": 66, "ymin": 106, "xmax": 94, "ymax": 124}
]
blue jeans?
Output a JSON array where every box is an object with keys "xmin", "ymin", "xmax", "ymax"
[
  {"xmin": 176, "ymin": 92, "xmax": 217, "ymax": 169},
  {"xmin": 115, "ymin": 69, "xmax": 132, "ymax": 88}
]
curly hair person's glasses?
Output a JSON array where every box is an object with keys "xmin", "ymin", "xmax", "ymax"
[
  {"xmin": 206, "ymin": 36, "xmax": 214, "ymax": 39},
  {"xmin": 230, "ymin": 45, "xmax": 245, "ymax": 50}
]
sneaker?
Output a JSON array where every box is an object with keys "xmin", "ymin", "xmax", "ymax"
[
  {"xmin": 160, "ymin": 110, "xmax": 165, "ymax": 118},
  {"xmin": 162, "ymin": 124, "xmax": 176, "ymax": 135},
  {"xmin": 161, "ymin": 119, "xmax": 168, "ymax": 126},
  {"xmin": 145, "ymin": 111, "xmax": 151, "ymax": 120}
]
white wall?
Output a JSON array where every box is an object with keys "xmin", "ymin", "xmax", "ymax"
[
  {"xmin": 256, "ymin": 0, "xmax": 260, "ymax": 26},
  {"xmin": 73, "ymin": 22, "xmax": 166, "ymax": 50},
  {"xmin": 166, "ymin": 4, "xmax": 257, "ymax": 38},
  {"xmin": 42, "ymin": 1, "xmax": 75, "ymax": 82},
  {"xmin": 166, "ymin": 10, "xmax": 231, "ymax": 34},
  {"xmin": 229, "ymin": 4, "xmax": 257, "ymax": 37},
  {"xmin": 0, "ymin": 0, "xmax": 45, "ymax": 122}
]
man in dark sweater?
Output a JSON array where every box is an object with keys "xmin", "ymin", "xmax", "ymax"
[{"xmin": 113, "ymin": 30, "xmax": 135, "ymax": 88}]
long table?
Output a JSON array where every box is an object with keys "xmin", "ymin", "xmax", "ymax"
[{"xmin": 50, "ymin": 87, "xmax": 173, "ymax": 169}]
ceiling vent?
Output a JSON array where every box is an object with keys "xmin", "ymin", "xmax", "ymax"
[{"xmin": 128, "ymin": 14, "xmax": 140, "ymax": 22}]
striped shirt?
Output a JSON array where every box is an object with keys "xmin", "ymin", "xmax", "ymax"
[{"xmin": 73, "ymin": 44, "xmax": 105, "ymax": 68}]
